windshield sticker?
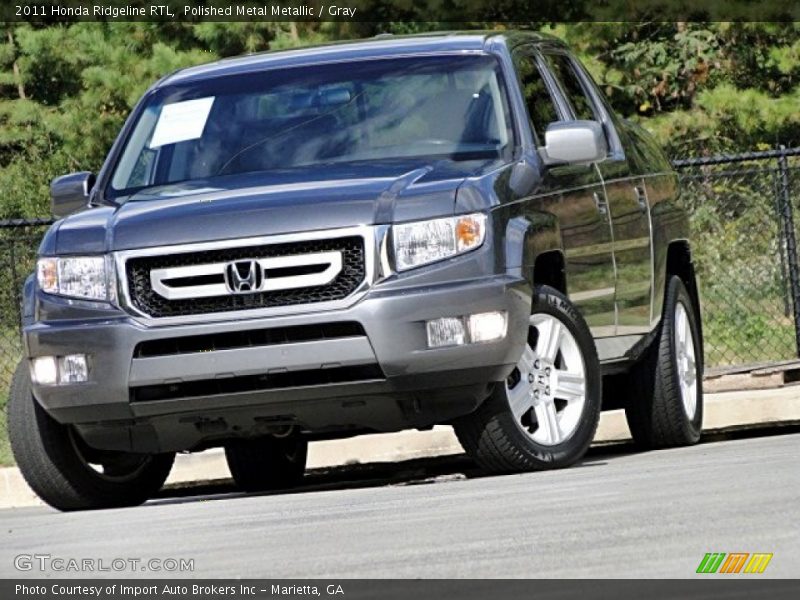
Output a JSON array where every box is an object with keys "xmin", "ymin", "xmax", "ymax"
[{"xmin": 149, "ymin": 97, "xmax": 215, "ymax": 148}]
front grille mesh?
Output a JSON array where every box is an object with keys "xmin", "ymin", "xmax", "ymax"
[{"xmin": 125, "ymin": 236, "xmax": 365, "ymax": 318}]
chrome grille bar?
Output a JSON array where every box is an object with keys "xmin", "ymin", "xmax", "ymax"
[
  {"xmin": 150, "ymin": 251, "xmax": 343, "ymax": 300},
  {"xmin": 114, "ymin": 225, "xmax": 379, "ymax": 326}
]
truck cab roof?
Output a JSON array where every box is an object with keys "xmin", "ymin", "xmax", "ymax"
[{"xmin": 159, "ymin": 30, "xmax": 565, "ymax": 87}]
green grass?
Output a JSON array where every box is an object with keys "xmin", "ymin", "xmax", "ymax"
[
  {"xmin": 703, "ymin": 309, "xmax": 797, "ymax": 368},
  {"xmin": 0, "ymin": 393, "xmax": 11, "ymax": 467},
  {"xmin": 0, "ymin": 333, "xmax": 21, "ymax": 467}
]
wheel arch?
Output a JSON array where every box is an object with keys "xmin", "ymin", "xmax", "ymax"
[
  {"xmin": 532, "ymin": 250, "xmax": 567, "ymax": 295},
  {"xmin": 504, "ymin": 213, "xmax": 565, "ymax": 294},
  {"xmin": 664, "ymin": 240, "xmax": 703, "ymax": 356}
]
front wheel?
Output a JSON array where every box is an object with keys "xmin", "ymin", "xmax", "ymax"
[
  {"xmin": 454, "ymin": 285, "xmax": 602, "ymax": 473},
  {"xmin": 7, "ymin": 361, "xmax": 175, "ymax": 511}
]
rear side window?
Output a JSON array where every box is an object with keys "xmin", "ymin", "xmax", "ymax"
[
  {"xmin": 513, "ymin": 52, "xmax": 559, "ymax": 142},
  {"xmin": 544, "ymin": 54, "xmax": 598, "ymax": 121}
]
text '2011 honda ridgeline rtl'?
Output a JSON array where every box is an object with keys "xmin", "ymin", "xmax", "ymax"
[{"xmin": 9, "ymin": 32, "xmax": 703, "ymax": 510}]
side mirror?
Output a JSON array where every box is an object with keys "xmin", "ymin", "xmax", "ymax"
[
  {"xmin": 541, "ymin": 120, "xmax": 608, "ymax": 166},
  {"xmin": 50, "ymin": 172, "xmax": 95, "ymax": 218}
]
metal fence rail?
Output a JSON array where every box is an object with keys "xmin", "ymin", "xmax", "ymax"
[{"xmin": 0, "ymin": 147, "xmax": 798, "ymax": 394}]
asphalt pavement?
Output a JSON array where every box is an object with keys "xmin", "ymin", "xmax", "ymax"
[{"xmin": 1, "ymin": 430, "xmax": 798, "ymax": 578}]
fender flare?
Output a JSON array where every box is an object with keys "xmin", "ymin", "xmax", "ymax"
[{"xmin": 504, "ymin": 212, "xmax": 565, "ymax": 291}]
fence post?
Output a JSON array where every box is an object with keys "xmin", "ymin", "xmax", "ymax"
[
  {"xmin": 777, "ymin": 145, "xmax": 800, "ymax": 357},
  {"xmin": 8, "ymin": 239, "xmax": 20, "ymax": 331},
  {"xmin": 772, "ymin": 168, "xmax": 792, "ymax": 316}
]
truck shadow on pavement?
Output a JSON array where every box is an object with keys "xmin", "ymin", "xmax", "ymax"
[{"xmin": 151, "ymin": 422, "xmax": 800, "ymax": 506}]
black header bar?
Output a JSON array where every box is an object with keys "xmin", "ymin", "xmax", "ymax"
[{"xmin": 2, "ymin": 0, "xmax": 799, "ymax": 23}]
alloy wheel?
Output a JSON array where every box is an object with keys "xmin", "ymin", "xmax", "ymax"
[
  {"xmin": 674, "ymin": 301, "xmax": 698, "ymax": 420},
  {"xmin": 506, "ymin": 314, "xmax": 587, "ymax": 446}
]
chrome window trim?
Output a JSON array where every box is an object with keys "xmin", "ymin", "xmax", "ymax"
[{"xmin": 114, "ymin": 225, "xmax": 376, "ymax": 327}]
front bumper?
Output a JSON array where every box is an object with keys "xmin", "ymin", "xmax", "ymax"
[{"xmin": 24, "ymin": 273, "xmax": 530, "ymax": 449}]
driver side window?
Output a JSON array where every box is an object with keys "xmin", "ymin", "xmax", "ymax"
[
  {"xmin": 543, "ymin": 53, "xmax": 598, "ymax": 121},
  {"xmin": 513, "ymin": 50, "xmax": 560, "ymax": 144}
]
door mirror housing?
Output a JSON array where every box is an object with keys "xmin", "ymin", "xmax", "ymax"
[
  {"xmin": 50, "ymin": 172, "xmax": 95, "ymax": 218},
  {"xmin": 541, "ymin": 120, "xmax": 608, "ymax": 166}
]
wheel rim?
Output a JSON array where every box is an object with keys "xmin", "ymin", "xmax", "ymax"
[
  {"xmin": 674, "ymin": 302, "xmax": 698, "ymax": 420},
  {"xmin": 68, "ymin": 428, "xmax": 152, "ymax": 483},
  {"xmin": 506, "ymin": 313, "xmax": 587, "ymax": 446}
]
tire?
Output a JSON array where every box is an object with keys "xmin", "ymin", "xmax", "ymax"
[
  {"xmin": 7, "ymin": 361, "xmax": 175, "ymax": 511},
  {"xmin": 225, "ymin": 434, "xmax": 307, "ymax": 492},
  {"xmin": 625, "ymin": 276, "xmax": 703, "ymax": 448},
  {"xmin": 454, "ymin": 285, "xmax": 602, "ymax": 473}
]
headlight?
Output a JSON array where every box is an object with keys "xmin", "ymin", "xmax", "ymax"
[
  {"xmin": 36, "ymin": 256, "xmax": 115, "ymax": 302},
  {"xmin": 392, "ymin": 213, "xmax": 487, "ymax": 271}
]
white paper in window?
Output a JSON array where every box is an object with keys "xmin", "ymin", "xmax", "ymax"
[{"xmin": 149, "ymin": 97, "xmax": 215, "ymax": 148}]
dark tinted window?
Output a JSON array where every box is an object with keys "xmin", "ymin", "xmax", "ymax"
[
  {"xmin": 545, "ymin": 54, "xmax": 597, "ymax": 121},
  {"xmin": 514, "ymin": 52, "xmax": 559, "ymax": 142},
  {"xmin": 108, "ymin": 55, "xmax": 514, "ymax": 200}
]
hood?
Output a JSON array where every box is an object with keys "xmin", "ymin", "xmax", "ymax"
[{"xmin": 55, "ymin": 159, "xmax": 489, "ymax": 253}]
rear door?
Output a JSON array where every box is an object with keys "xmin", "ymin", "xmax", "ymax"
[
  {"xmin": 512, "ymin": 47, "xmax": 616, "ymax": 337},
  {"xmin": 543, "ymin": 51, "xmax": 654, "ymax": 341}
]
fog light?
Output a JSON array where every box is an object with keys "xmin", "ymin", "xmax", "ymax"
[
  {"xmin": 30, "ymin": 357, "xmax": 57, "ymax": 385},
  {"xmin": 30, "ymin": 354, "xmax": 88, "ymax": 385},
  {"xmin": 426, "ymin": 317, "xmax": 466, "ymax": 348},
  {"xmin": 468, "ymin": 311, "xmax": 508, "ymax": 343},
  {"xmin": 58, "ymin": 354, "xmax": 88, "ymax": 383}
]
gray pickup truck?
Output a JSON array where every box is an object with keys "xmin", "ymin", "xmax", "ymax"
[{"xmin": 9, "ymin": 31, "xmax": 703, "ymax": 511}]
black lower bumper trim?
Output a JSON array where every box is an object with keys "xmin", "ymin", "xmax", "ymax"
[{"xmin": 130, "ymin": 364, "xmax": 385, "ymax": 403}]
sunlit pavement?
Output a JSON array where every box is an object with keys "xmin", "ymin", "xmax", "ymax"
[{"xmin": 1, "ymin": 429, "xmax": 798, "ymax": 578}]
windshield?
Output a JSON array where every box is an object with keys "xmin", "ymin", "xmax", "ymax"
[{"xmin": 108, "ymin": 54, "xmax": 515, "ymax": 200}]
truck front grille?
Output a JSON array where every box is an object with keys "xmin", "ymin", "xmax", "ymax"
[{"xmin": 124, "ymin": 236, "xmax": 365, "ymax": 318}]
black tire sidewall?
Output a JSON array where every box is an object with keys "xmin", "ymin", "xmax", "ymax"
[
  {"xmin": 493, "ymin": 285, "xmax": 602, "ymax": 468},
  {"xmin": 661, "ymin": 277, "xmax": 704, "ymax": 439},
  {"xmin": 8, "ymin": 361, "xmax": 174, "ymax": 510}
]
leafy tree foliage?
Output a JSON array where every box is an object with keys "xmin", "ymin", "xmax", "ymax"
[
  {"xmin": 0, "ymin": 21, "xmax": 797, "ymax": 218},
  {"xmin": 560, "ymin": 22, "xmax": 800, "ymax": 155}
]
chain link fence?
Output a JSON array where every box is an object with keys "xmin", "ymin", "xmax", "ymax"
[
  {"xmin": 673, "ymin": 147, "xmax": 800, "ymax": 368},
  {"xmin": 1, "ymin": 148, "xmax": 799, "ymax": 464},
  {"xmin": 0, "ymin": 219, "xmax": 54, "ymax": 463}
]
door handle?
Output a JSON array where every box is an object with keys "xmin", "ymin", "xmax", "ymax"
[
  {"xmin": 593, "ymin": 191, "xmax": 608, "ymax": 216},
  {"xmin": 634, "ymin": 186, "xmax": 648, "ymax": 212}
]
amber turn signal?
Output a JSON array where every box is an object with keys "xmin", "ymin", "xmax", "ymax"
[{"xmin": 455, "ymin": 215, "xmax": 486, "ymax": 252}]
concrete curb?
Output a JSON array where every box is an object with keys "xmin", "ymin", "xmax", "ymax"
[{"xmin": 2, "ymin": 385, "xmax": 799, "ymax": 509}]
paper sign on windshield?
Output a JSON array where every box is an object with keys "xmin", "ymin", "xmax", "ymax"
[{"xmin": 149, "ymin": 97, "xmax": 215, "ymax": 148}]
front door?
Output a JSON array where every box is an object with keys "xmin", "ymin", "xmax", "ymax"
[
  {"xmin": 512, "ymin": 47, "xmax": 616, "ymax": 336},
  {"xmin": 544, "ymin": 165, "xmax": 617, "ymax": 337},
  {"xmin": 542, "ymin": 51, "xmax": 653, "ymax": 340}
]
